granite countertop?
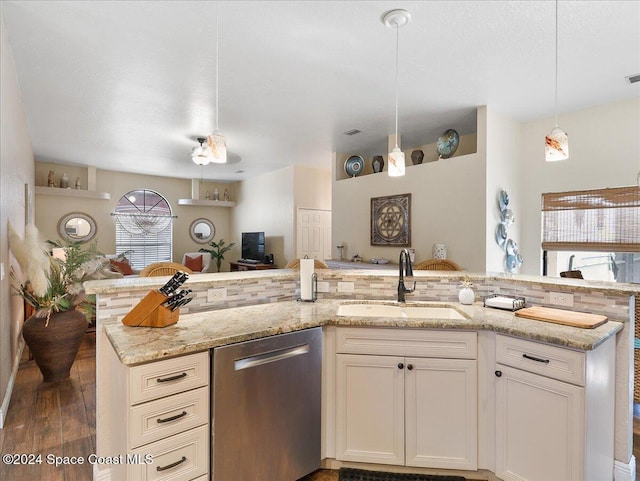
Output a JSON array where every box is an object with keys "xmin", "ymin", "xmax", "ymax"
[{"xmin": 104, "ymin": 299, "xmax": 624, "ymax": 366}]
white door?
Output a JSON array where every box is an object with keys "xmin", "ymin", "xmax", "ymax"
[
  {"xmin": 335, "ymin": 354, "xmax": 405, "ymax": 465},
  {"xmin": 495, "ymin": 364, "xmax": 584, "ymax": 481},
  {"xmin": 405, "ymin": 357, "xmax": 477, "ymax": 470},
  {"xmin": 296, "ymin": 208, "xmax": 331, "ymax": 260}
]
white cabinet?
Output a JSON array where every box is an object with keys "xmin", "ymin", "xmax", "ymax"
[
  {"xmin": 495, "ymin": 334, "xmax": 615, "ymax": 481},
  {"xmin": 335, "ymin": 328, "xmax": 477, "ymax": 470},
  {"xmin": 107, "ymin": 350, "xmax": 210, "ymax": 481}
]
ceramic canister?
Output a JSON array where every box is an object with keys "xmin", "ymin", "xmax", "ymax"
[{"xmin": 432, "ymin": 243, "xmax": 447, "ymax": 260}]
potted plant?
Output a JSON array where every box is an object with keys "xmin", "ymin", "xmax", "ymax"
[
  {"xmin": 9, "ymin": 223, "xmax": 111, "ymax": 382},
  {"xmin": 199, "ymin": 238, "xmax": 235, "ymax": 272}
]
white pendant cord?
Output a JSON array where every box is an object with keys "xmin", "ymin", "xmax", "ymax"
[
  {"xmin": 394, "ymin": 23, "xmax": 400, "ymax": 149},
  {"xmin": 554, "ymin": 0, "xmax": 559, "ymax": 128},
  {"xmin": 215, "ymin": 2, "xmax": 220, "ymax": 132}
]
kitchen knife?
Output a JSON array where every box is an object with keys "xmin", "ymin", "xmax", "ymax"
[{"xmin": 171, "ymin": 296, "xmax": 193, "ymax": 312}]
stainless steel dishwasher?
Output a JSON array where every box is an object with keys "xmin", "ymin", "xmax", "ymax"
[{"xmin": 212, "ymin": 327, "xmax": 322, "ymax": 481}]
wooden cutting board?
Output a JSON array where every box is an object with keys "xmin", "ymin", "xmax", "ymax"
[{"xmin": 515, "ymin": 306, "xmax": 607, "ymax": 329}]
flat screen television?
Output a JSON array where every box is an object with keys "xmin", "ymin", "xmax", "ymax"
[{"xmin": 241, "ymin": 232, "xmax": 265, "ymax": 262}]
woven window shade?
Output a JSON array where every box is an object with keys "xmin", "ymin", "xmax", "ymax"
[{"xmin": 542, "ymin": 186, "xmax": 640, "ymax": 252}]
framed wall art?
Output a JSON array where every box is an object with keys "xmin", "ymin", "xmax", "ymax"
[{"xmin": 370, "ymin": 193, "xmax": 411, "ymax": 246}]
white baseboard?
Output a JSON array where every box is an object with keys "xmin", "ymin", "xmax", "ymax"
[
  {"xmin": 0, "ymin": 339, "xmax": 25, "ymax": 429},
  {"xmin": 615, "ymin": 456, "xmax": 636, "ymax": 481}
]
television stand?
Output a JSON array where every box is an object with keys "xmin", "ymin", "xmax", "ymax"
[{"xmin": 230, "ymin": 261, "xmax": 276, "ymax": 272}]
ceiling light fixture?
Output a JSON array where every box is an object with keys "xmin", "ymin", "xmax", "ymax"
[
  {"xmin": 383, "ymin": 9, "xmax": 411, "ymax": 177},
  {"xmin": 207, "ymin": 2, "xmax": 227, "ymax": 164},
  {"xmin": 545, "ymin": 0, "xmax": 569, "ymax": 162},
  {"xmin": 192, "ymin": 137, "xmax": 212, "ymax": 166}
]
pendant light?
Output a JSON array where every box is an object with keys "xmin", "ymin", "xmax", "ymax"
[
  {"xmin": 192, "ymin": 137, "xmax": 212, "ymax": 166},
  {"xmin": 545, "ymin": 0, "xmax": 569, "ymax": 161},
  {"xmin": 383, "ymin": 9, "xmax": 411, "ymax": 177},
  {"xmin": 207, "ymin": 2, "xmax": 227, "ymax": 164}
]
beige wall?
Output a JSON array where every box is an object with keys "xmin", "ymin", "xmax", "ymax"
[
  {"xmin": 485, "ymin": 106, "xmax": 522, "ymax": 273},
  {"xmin": 34, "ymin": 163, "xmax": 234, "ymax": 272},
  {"xmin": 332, "ymin": 109, "xmax": 486, "ymax": 271},
  {"xmin": 0, "ymin": 12, "xmax": 35, "ymax": 423},
  {"xmin": 519, "ymin": 97, "xmax": 640, "ymax": 275},
  {"xmin": 232, "ymin": 166, "xmax": 295, "ymax": 267}
]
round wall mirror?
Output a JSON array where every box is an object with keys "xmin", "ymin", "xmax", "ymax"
[
  {"xmin": 190, "ymin": 218, "xmax": 215, "ymax": 244},
  {"xmin": 57, "ymin": 212, "xmax": 97, "ymax": 243}
]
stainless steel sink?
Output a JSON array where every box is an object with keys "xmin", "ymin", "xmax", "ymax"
[{"xmin": 336, "ymin": 303, "xmax": 467, "ymax": 320}]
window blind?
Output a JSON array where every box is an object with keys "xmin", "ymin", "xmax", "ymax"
[
  {"xmin": 541, "ymin": 186, "xmax": 640, "ymax": 252},
  {"xmin": 113, "ymin": 189, "xmax": 174, "ymax": 269}
]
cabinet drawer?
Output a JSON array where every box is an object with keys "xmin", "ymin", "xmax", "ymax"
[
  {"xmin": 337, "ymin": 328, "xmax": 477, "ymax": 359},
  {"xmin": 128, "ymin": 425, "xmax": 209, "ymax": 481},
  {"xmin": 129, "ymin": 386, "xmax": 209, "ymax": 449},
  {"xmin": 496, "ymin": 334, "xmax": 585, "ymax": 385},
  {"xmin": 129, "ymin": 351, "xmax": 209, "ymax": 405}
]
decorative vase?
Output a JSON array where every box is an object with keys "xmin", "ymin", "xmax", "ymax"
[
  {"xmin": 372, "ymin": 156, "xmax": 384, "ymax": 173},
  {"xmin": 22, "ymin": 309, "xmax": 87, "ymax": 382},
  {"xmin": 432, "ymin": 243, "xmax": 447, "ymax": 260},
  {"xmin": 411, "ymin": 150, "xmax": 424, "ymax": 165},
  {"xmin": 458, "ymin": 287, "xmax": 475, "ymax": 305}
]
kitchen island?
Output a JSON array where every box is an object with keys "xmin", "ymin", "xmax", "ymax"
[{"xmin": 86, "ymin": 269, "xmax": 638, "ymax": 481}]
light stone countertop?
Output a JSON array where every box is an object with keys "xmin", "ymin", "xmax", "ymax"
[{"xmin": 104, "ymin": 299, "xmax": 623, "ymax": 366}]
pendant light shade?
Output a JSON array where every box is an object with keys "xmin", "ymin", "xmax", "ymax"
[
  {"xmin": 388, "ymin": 147, "xmax": 406, "ymax": 177},
  {"xmin": 207, "ymin": 130, "xmax": 227, "ymax": 163},
  {"xmin": 383, "ymin": 9, "xmax": 410, "ymax": 177},
  {"xmin": 545, "ymin": 0, "xmax": 568, "ymax": 162},
  {"xmin": 545, "ymin": 126, "xmax": 569, "ymax": 161},
  {"xmin": 192, "ymin": 137, "xmax": 212, "ymax": 166}
]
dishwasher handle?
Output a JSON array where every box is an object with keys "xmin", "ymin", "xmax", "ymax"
[{"xmin": 234, "ymin": 344, "xmax": 310, "ymax": 371}]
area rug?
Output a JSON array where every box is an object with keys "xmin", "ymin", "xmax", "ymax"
[{"xmin": 339, "ymin": 467, "xmax": 466, "ymax": 481}]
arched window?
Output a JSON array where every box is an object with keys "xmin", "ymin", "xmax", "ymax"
[{"xmin": 112, "ymin": 189, "xmax": 175, "ymax": 269}]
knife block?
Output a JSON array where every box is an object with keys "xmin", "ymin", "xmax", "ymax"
[{"xmin": 121, "ymin": 290, "xmax": 180, "ymax": 328}]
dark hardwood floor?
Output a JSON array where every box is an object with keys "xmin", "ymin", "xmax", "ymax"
[
  {"xmin": 0, "ymin": 332, "xmax": 96, "ymax": 481},
  {"xmin": 0, "ymin": 333, "xmax": 638, "ymax": 480}
]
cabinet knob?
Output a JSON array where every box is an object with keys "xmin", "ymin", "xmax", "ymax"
[
  {"xmin": 407, "ymin": 364, "xmax": 414, "ymax": 371},
  {"xmin": 495, "ymin": 370, "xmax": 502, "ymax": 377},
  {"xmin": 397, "ymin": 363, "xmax": 404, "ymax": 370}
]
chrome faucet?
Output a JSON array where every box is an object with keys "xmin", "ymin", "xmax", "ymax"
[{"xmin": 397, "ymin": 248, "xmax": 415, "ymax": 303}]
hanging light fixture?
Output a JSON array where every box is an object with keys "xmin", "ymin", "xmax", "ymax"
[
  {"xmin": 192, "ymin": 137, "xmax": 212, "ymax": 165},
  {"xmin": 207, "ymin": 2, "xmax": 227, "ymax": 164},
  {"xmin": 545, "ymin": 0, "xmax": 569, "ymax": 161},
  {"xmin": 383, "ymin": 9, "xmax": 411, "ymax": 177}
]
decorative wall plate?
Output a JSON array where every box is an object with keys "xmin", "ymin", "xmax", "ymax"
[
  {"xmin": 501, "ymin": 208, "xmax": 515, "ymax": 227},
  {"xmin": 437, "ymin": 129, "xmax": 460, "ymax": 159},
  {"xmin": 495, "ymin": 223, "xmax": 507, "ymax": 247},
  {"xmin": 344, "ymin": 155, "xmax": 364, "ymax": 177},
  {"xmin": 499, "ymin": 190, "xmax": 509, "ymax": 211}
]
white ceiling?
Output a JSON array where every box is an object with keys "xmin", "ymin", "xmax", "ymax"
[{"xmin": 2, "ymin": 1, "xmax": 639, "ymax": 182}]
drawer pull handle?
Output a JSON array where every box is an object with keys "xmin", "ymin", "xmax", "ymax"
[
  {"xmin": 156, "ymin": 456, "xmax": 187, "ymax": 472},
  {"xmin": 156, "ymin": 372, "xmax": 187, "ymax": 383},
  {"xmin": 397, "ymin": 363, "xmax": 404, "ymax": 370},
  {"xmin": 157, "ymin": 411, "xmax": 187, "ymax": 424},
  {"xmin": 407, "ymin": 364, "xmax": 414, "ymax": 371},
  {"xmin": 522, "ymin": 353, "xmax": 550, "ymax": 364}
]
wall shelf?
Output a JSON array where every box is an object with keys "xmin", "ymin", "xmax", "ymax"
[
  {"xmin": 177, "ymin": 198, "xmax": 236, "ymax": 208},
  {"xmin": 35, "ymin": 186, "xmax": 111, "ymax": 200}
]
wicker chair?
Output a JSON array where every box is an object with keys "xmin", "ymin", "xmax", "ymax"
[
  {"xmin": 414, "ymin": 258, "xmax": 462, "ymax": 271},
  {"xmin": 139, "ymin": 262, "xmax": 193, "ymax": 277},
  {"xmin": 284, "ymin": 258, "xmax": 329, "ymax": 269}
]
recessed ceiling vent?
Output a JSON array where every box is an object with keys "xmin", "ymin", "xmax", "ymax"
[
  {"xmin": 343, "ymin": 129, "xmax": 362, "ymax": 136},
  {"xmin": 626, "ymin": 74, "xmax": 640, "ymax": 84}
]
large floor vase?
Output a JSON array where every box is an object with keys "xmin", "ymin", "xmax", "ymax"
[{"xmin": 22, "ymin": 309, "xmax": 88, "ymax": 382}]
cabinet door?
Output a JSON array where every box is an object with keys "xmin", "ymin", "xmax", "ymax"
[
  {"xmin": 495, "ymin": 364, "xmax": 584, "ymax": 481},
  {"xmin": 405, "ymin": 357, "xmax": 477, "ymax": 470},
  {"xmin": 335, "ymin": 354, "xmax": 405, "ymax": 465}
]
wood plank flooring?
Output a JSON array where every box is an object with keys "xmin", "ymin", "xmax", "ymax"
[
  {"xmin": 0, "ymin": 333, "xmax": 638, "ymax": 481},
  {"xmin": 0, "ymin": 333, "xmax": 96, "ymax": 481}
]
